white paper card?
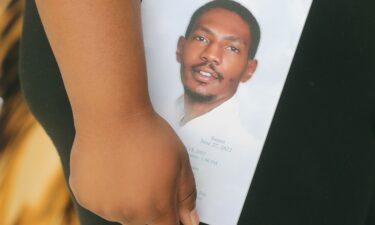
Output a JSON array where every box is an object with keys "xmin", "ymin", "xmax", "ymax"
[{"xmin": 141, "ymin": 1, "xmax": 312, "ymax": 224}]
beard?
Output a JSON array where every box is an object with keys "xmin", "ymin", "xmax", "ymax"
[
  {"xmin": 180, "ymin": 61, "xmax": 222, "ymax": 103},
  {"xmin": 184, "ymin": 86, "xmax": 216, "ymax": 103}
]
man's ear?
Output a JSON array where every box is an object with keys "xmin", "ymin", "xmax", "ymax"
[
  {"xmin": 240, "ymin": 59, "xmax": 258, "ymax": 83},
  {"xmin": 176, "ymin": 36, "xmax": 186, "ymax": 63}
]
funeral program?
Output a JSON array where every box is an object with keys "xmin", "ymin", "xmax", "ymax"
[{"xmin": 141, "ymin": 1, "xmax": 312, "ymax": 224}]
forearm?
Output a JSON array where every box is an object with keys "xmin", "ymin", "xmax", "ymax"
[{"xmin": 35, "ymin": 0, "xmax": 152, "ymax": 132}]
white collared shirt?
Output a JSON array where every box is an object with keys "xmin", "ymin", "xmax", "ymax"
[{"xmin": 170, "ymin": 95, "xmax": 263, "ymax": 225}]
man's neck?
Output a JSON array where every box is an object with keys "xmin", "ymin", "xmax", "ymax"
[{"xmin": 181, "ymin": 95, "xmax": 231, "ymax": 125}]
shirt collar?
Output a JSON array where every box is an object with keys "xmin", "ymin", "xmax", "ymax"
[{"xmin": 176, "ymin": 94, "xmax": 240, "ymax": 127}]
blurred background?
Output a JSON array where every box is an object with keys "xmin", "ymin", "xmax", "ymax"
[{"xmin": 0, "ymin": 0, "xmax": 79, "ymax": 224}]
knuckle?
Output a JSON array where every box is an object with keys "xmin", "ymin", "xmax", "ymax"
[
  {"xmin": 69, "ymin": 176, "xmax": 88, "ymax": 207},
  {"xmin": 120, "ymin": 206, "xmax": 140, "ymax": 222},
  {"xmin": 69, "ymin": 176, "xmax": 108, "ymax": 218},
  {"xmin": 120, "ymin": 205, "xmax": 152, "ymax": 224},
  {"xmin": 120, "ymin": 198, "xmax": 172, "ymax": 224}
]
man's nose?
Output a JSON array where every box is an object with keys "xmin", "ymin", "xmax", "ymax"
[{"xmin": 200, "ymin": 42, "xmax": 222, "ymax": 65}]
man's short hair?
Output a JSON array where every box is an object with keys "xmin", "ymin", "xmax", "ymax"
[{"xmin": 184, "ymin": 0, "xmax": 261, "ymax": 59}]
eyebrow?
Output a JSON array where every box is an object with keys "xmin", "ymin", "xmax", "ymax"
[{"xmin": 194, "ymin": 25, "xmax": 246, "ymax": 45}]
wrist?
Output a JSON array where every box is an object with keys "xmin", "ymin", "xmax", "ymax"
[{"xmin": 74, "ymin": 103, "xmax": 156, "ymax": 137}]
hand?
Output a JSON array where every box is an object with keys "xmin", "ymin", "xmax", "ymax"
[{"xmin": 69, "ymin": 110, "xmax": 199, "ymax": 225}]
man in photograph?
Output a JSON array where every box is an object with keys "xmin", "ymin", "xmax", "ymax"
[
  {"xmin": 172, "ymin": 2, "xmax": 263, "ymax": 222},
  {"xmin": 175, "ymin": 0, "xmax": 260, "ymax": 128}
]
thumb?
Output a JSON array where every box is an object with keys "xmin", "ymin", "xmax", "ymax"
[{"xmin": 177, "ymin": 161, "xmax": 199, "ymax": 225}]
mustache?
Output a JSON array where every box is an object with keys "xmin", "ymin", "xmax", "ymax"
[{"xmin": 191, "ymin": 61, "xmax": 224, "ymax": 81}]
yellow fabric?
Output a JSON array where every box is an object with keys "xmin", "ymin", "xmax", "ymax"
[
  {"xmin": 0, "ymin": 121, "xmax": 79, "ymax": 225},
  {"xmin": 0, "ymin": 1, "xmax": 79, "ymax": 224},
  {"xmin": 0, "ymin": 0, "xmax": 23, "ymax": 65}
]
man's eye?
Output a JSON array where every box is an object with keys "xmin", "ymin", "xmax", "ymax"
[
  {"xmin": 227, "ymin": 46, "xmax": 240, "ymax": 53},
  {"xmin": 194, "ymin": 36, "xmax": 208, "ymax": 43}
]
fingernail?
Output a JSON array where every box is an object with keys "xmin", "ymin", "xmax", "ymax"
[{"xmin": 190, "ymin": 208, "xmax": 200, "ymax": 225}]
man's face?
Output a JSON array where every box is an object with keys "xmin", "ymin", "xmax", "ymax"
[{"xmin": 177, "ymin": 8, "xmax": 257, "ymax": 103}]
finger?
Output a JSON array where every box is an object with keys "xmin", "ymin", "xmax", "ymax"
[
  {"xmin": 178, "ymin": 191, "xmax": 199, "ymax": 225},
  {"xmin": 177, "ymin": 161, "xmax": 199, "ymax": 225}
]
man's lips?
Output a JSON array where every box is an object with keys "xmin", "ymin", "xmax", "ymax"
[
  {"xmin": 193, "ymin": 68, "xmax": 218, "ymax": 78},
  {"xmin": 191, "ymin": 69, "xmax": 218, "ymax": 83},
  {"xmin": 191, "ymin": 63, "xmax": 223, "ymax": 83}
]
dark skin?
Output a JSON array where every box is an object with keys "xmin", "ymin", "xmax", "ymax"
[
  {"xmin": 176, "ymin": 8, "xmax": 258, "ymax": 124},
  {"xmin": 35, "ymin": 0, "xmax": 199, "ymax": 224}
]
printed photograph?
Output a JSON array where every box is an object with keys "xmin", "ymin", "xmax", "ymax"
[{"xmin": 141, "ymin": 1, "xmax": 312, "ymax": 224}]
